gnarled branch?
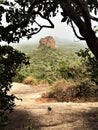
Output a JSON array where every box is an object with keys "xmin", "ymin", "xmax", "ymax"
[
  {"xmin": 27, "ymin": 12, "xmax": 54, "ymax": 36},
  {"xmin": 90, "ymin": 15, "xmax": 98, "ymax": 22},
  {"xmin": 74, "ymin": 0, "xmax": 91, "ymax": 26},
  {"xmin": 70, "ymin": 20, "xmax": 85, "ymax": 40}
]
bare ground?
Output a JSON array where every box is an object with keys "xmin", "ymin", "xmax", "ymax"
[{"xmin": 3, "ymin": 82, "xmax": 98, "ymax": 130}]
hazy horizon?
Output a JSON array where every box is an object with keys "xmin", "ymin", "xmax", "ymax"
[{"xmin": 1, "ymin": 9, "xmax": 85, "ymax": 45}]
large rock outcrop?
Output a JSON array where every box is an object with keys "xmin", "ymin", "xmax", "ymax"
[{"xmin": 39, "ymin": 36, "xmax": 56, "ymax": 48}]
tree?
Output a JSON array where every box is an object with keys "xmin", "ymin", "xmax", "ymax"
[
  {"xmin": 0, "ymin": 45, "xmax": 29, "ymax": 127},
  {"xmin": 0, "ymin": 0, "xmax": 97, "ymax": 126},
  {"xmin": 0, "ymin": 1, "xmax": 30, "ymax": 127},
  {"xmin": 77, "ymin": 48, "xmax": 98, "ymax": 84},
  {"xmin": 0, "ymin": 0, "xmax": 98, "ymax": 58}
]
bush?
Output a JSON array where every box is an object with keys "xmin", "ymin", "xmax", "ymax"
[
  {"xmin": 18, "ymin": 46, "xmax": 67, "ymax": 84},
  {"xmin": 38, "ymin": 80, "xmax": 49, "ymax": 87},
  {"xmin": 59, "ymin": 60, "xmax": 84, "ymax": 81},
  {"xmin": 76, "ymin": 48, "xmax": 98, "ymax": 84},
  {"xmin": 13, "ymin": 73, "xmax": 25, "ymax": 83},
  {"xmin": 75, "ymin": 79, "xmax": 97, "ymax": 97},
  {"xmin": 47, "ymin": 79, "xmax": 76, "ymax": 102},
  {"xmin": 23, "ymin": 76, "xmax": 38, "ymax": 85},
  {"xmin": 0, "ymin": 45, "xmax": 29, "ymax": 127},
  {"xmin": 46, "ymin": 78, "xmax": 98, "ymax": 102}
]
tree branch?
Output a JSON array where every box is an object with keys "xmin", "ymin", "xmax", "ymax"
[
  {"xmin": 56, "ymin": 0, "xmax": 86, "ymax": 35},
  {"xmin": 90, "ymin": 15, "xmax": 98, "ymax": 22},
  {"xmin": 54, "ymin": 0, "xmax": 96, "ymax": 40},
  {"xmin": 70, "ymin": 20, "xmax": 85, "ymax": 40},
  {"xmin": 74, "ymin": 0, "xmax": 91, "ymax": 26},
  {"xmin": 4, "ymin": 0, "xmax": 45, "ymax": 33},
  {"xmin": 27, "ymin": 12, "xmax": 54, "ymax": 36}
]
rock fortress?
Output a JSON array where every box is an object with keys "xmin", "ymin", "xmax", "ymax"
[{"xmin": 39, "ymin": 36, "xmax": 56, "ymax": 48}]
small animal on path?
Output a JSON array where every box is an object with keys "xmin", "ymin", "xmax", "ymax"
[{"xmin": 48, "ymin": 106, "xmax": 52, "ymax": 112}]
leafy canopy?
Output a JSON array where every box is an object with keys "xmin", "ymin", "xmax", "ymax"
[
  {"xmin": 0, "ymin": 0, "xmax": 98, "ymax": 43},
  {"xmin": 0, "ymin": 45, "xmax": 29, "ymax": 127}
]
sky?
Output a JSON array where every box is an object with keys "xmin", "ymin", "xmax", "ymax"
[
  {"xmin": 1, "ymin": 0, "xmax": 91, "ymax": 45},
  {"xmin": 19, "ymin": 11, "xmax": 97, "ymax": 45},
  {"xmin": 2, "ymin": 0, "xmax": 98, "ymax": 45},
  {"xmin": 19, "ymin": 13, "xmax": 76, "ymax": 44},
  {"xmin": 3, "ymin": 1, "xmax": 98, "ymax": 45},
  {"xmin": 1, "ymin": 11, "xmax": 77, "ymax": 45}
]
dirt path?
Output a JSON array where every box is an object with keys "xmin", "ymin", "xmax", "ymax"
[
  {"xmin": 4, "ymin": 82, "xmax": 98, "ymax": 130},
  {"xmin": 10, "ymin": 82, "xmax": 49, "ymax": 109}
]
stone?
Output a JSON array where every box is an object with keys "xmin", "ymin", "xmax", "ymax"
[{"xmin": 39, "ymin": 36, "xmax": 56, "ymax": 48}]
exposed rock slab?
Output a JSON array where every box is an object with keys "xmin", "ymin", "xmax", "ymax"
[{"xmin": 39, "ymin": 36, "xmax": 56, "ymax": 48}]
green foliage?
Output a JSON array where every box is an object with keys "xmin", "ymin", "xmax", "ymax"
[
  {"xmin": 17, "ymin": 46, "xmax": 67, "ymax": 84},
  {"xmin": 47, "ymin": 78, "xmax": 98, "ymax": 102},
  {"xmin": 59, "ymin": 60, "xmax": 83, "ymax": 80},
  {"xmin": 76, "ymin": 48, "xmax": 98, "ymax": 84},
  {"xmin": 14, "ymin": 43, "xmax": 86, "ymax": 84},
  {"xmin": 0, "ymin": 0, "xmax": 59, "ymax": 43},
  {"xmin": 75, "ymin": 79, "xmax": 96, "ymax": 97},
  {"xmin": 14, "ymin": 45, "xmax": 98, "ymax": 102},
  {"xmin": 0, "ymin": 45, "xmax": 29, "ymax": 127},
  {"xmin": 66, "ymin": 65, "xmax": 83, "ymax": 80},
  {"xmin": 46, "ymin": 48, "xmax": 98, "ymax": 102},
  {"xmin": 59, "ymin": 60, "xmax": 69, "ymax": 79},
  {"xmin": 13, "ymin": 73, "xmax": 25, "ymax": 83},
  {"xmin": 59, "ymin": 48, "xmax": 98, "ymax": 83}
]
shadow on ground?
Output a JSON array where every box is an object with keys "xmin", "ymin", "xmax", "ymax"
[
  {"xmin": 82, "ymin": 107, "xmax": 98, "ymax": 130},
  {"xmin": 1, "ymin": 109, "xmax": 40, "ymax": 130},
  {"xmin": 1, "ymin": 107, "xmax": 98, "ymax": 130}
]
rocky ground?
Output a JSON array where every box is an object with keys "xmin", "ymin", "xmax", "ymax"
[{"xmin": 3, "ymin": 82, "xmax": 98, "ymax": 130}]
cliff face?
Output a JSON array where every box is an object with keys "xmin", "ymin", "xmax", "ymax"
[{"xmin": 39, "ymin": 36, "xmax": 56, "ymax": 48}]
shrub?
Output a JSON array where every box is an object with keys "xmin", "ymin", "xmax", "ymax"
[
  {"xmin": 47, "ymin": 79, "xmax": 76, "ymax": 102},
  {"xmin": 38, "ymin": 79, "xmax": 49, "ymax": 87},
  {"xmin": 0, "ymin": 45, "xmax": 29, "ymax": 127},
  {"xmin": 75, "ymin": 79, "xmax": 97, "ymax": 97},
  {"xmin": 47, "ymin": 78, "xmax": 98, "ymax": 102},
  {"xmin": 19, "ymin": 46, "xmax": 67, "ymax": 84},
  {"xmin": 65, "ymin": 80, "xmax": 98, "ymax": 102},
  {"xmin": 76, "ymin": 48, "xmax": 98, "ymax": 84},
  {"xmin": 13, "ymin": 73, "xmax": 25, "ymax": 83},
  {"xmin": 23, "ymin": 76, "xmax": 38, "ymax": 85},
  {"xmin": 59, "ymin": 60, "xmax": 84, "ymax": 81}
]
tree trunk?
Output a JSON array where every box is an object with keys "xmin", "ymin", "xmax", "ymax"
[
  {"xmin": 79, "ymin": 26, "xmax": 98, "ymax": 59},
  {"xmin": 86, "ymin": 35, "xmax": 98, "ymax": 59},
  {"xmin": 58, "ymin": 0, "xmax": 98, "ymax": 59}
]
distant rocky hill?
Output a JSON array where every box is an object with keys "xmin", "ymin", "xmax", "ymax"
[{"xmin": 39, "ymin": 36, "xmax": 56, "ymax": 48}]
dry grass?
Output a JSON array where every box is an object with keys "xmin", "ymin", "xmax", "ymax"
[
  {"xmin": 46, "ymin": 79, "xmax": 77, "ymax": 102},
  {"xmin": 45, "ymin": 79, "xmax": 98, "ymax": 102},
  {"xmin": 23, "ymin": 76, "xmax": 38, "ymax": 86}
]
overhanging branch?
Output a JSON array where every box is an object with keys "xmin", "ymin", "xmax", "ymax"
[
  {"xmin": 27, "ymin": 12, "xmax": 54, "ymax": 36},
  {"xmin": 4, "ymin": 0, "xmax": 45, "ymax": 33},
  {"xmin": 90, "ymin": 15, "xmax": 98, "ymax": 22},
  {"xmin": 70, "ymin": 20, "xmax": 85, "ymax": 40},
  {"xmin": 74, "ymin": 0, "xmax": 91, "ymax": 26}
]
